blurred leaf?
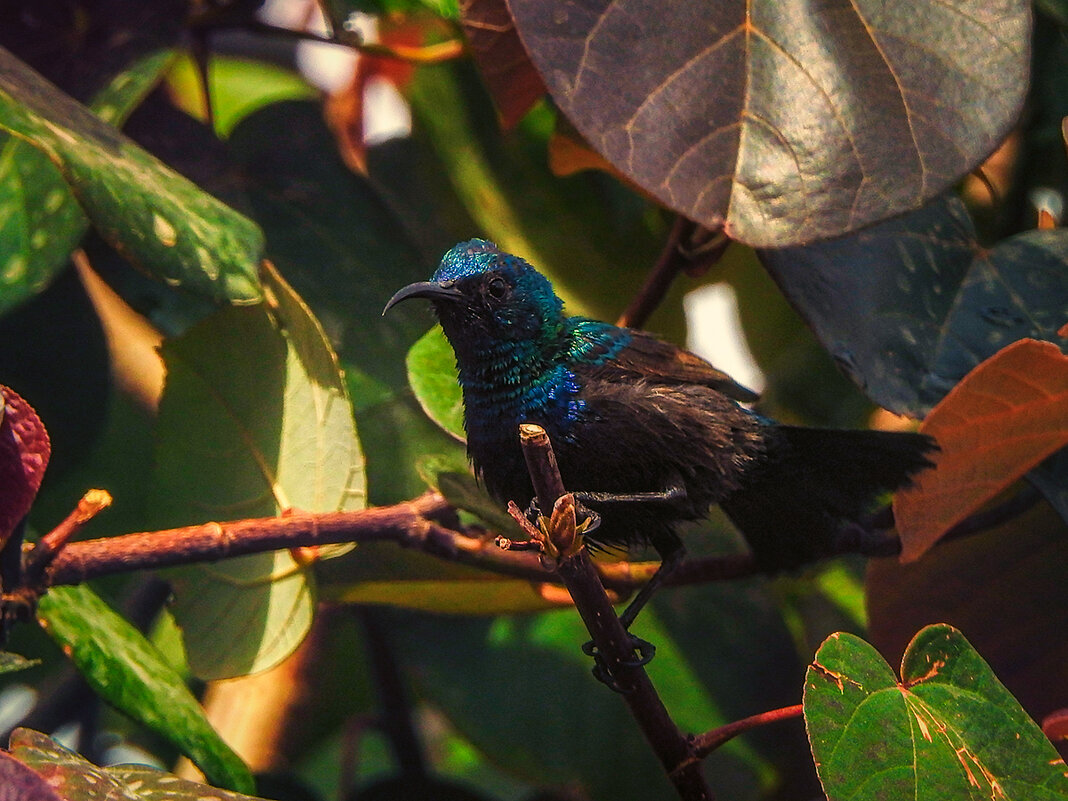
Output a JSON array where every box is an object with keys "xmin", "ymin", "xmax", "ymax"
[
  {"xmin": 805, "ymin": 624, "xmax": 1068, "ymax": 801},
  {"xmin": 509, "ymin": 0, "xmax": 1030, "ymax": 247},
  {"xmin": 0, "ymin": 749, "xmax": 61, "ymax": 801},
  {"xmin": 36, "ymin": 586, "xmax": 254, "ymax": 793},
  {"xmin": 165, "ymin": 55, "xmax": 316, "ymax": 139},
  {"xmin": 9, "ymin": 729, "xmax": 265, "ymax": 800},
  {"xmin": 391, "ymin": 608, "xmax": 770, "ymax": 800},
  {"xmin": 758, "ymin": 195, "xmax": 1068, "ymax": 417},
  {"xmin": 324, "ymin": 0, "xmax": 460, "ymax": 18},
  {"xmin": 407, "ymin": 325, "xmax": 465, "ymax": 441},
  {"xmin": 895, "ymin": 339, "xmax": 1068, "ymax": 560},
  {"xmin": 0, "ymin": 49, "xmax": 176, "ymax": 316},
  {"xmin": 867, "ymin": 498, "xmax": 1068, "ymax": 723},
  {"xmin": 0, "ymin": 385, "xmax": 50, "ymax": 546},
  {"xmin": 0, "ymin": 47, "xmax": 262, "ymax": 304},
  {"xmin": 458, "ymin": 0, "xmax": 545, "ymax": 129},
  {"xmin": 0, "ymin": 651, "xmax": 39, "ymax": 674}
]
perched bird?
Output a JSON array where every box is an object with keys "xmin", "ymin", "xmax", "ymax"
[{"xmin": 385, "ymin": 239, "xmax": 935, "ymax": 616}]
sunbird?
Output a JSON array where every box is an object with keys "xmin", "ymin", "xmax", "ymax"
[{"xmin": 386, "ymin": 239, "xmax": 935, "ymax": 628}]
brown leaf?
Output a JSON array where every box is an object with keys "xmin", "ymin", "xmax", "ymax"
[
  {"xmin": 0, "ymin": 386, "xmax": 51, "ymax": 547},
  {"xmin": 460, "ymin": 0, "xmax": 545, "ymax": 129},
  {"xmin": 867, "ymin": 499, "xmax": 1068, "ymax": 724},
  {"xmin": 894, "ymin": 339, "xmax": 1068, "ymax": 562}
]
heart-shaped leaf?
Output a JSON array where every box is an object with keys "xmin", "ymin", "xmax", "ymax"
[
  {"xmin": 0, "ymin": 385, "xmax": 50, "ymax": 546},
  {"xmin": 805, "ymin": 624, "xmax": 1068, "ymax": 800},
  {"xmin": 509, "ymin": 0, "xmax": 1030, "ymax": 246}
]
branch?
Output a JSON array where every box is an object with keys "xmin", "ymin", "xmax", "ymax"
[
  {"xmin": 518, "ymin": 424, "xmax": 714, "ymax": 801},
  {"xmin": 690, "ymin": 704, "xmax": 804, "ymax": 759}
]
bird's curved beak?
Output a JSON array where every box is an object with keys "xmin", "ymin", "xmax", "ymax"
[{"xmin": 382, "ymin": 281, "xmax": 464, "ymax": 315}]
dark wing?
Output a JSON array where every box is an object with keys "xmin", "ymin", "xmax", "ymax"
[{"xmin": 594, "ymin": 329, "xmax": 759, "ymax": 402}]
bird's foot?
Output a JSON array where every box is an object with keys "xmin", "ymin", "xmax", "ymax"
[
  {"xmin": 581, "ymin": 634, "xmax": 656, "ymax": 693},
  {"xmin": 522, "ymin": 497, "xmax": 601, "ymax": 535}
]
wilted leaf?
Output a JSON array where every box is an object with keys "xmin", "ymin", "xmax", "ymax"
[
  {"xmin": 867, "ymin": 499, "xmax": 1068, "ymax": 724},
  {"xmin": 758, "ymin": 195, "xmax": 1068, "ymax": 416},
  {"xmin": 9, "ymin": 729, "xmax": 265, "ymax": 801},
  {"xmin": 36, "ymin": 586, "xmax": 254, "ymax": 793},
  {"xmin": 805, "ymin": 625, "xmax": 1068, "ymax": 801},
  {"xmin": 510, "ymin": 0, "xmax": 1030, "ymax": 247},
  {"xmin": 0, "ymin": 47, "xmax": 262, "ymax": 304},
  {"xmin": 0, "ymin": 385, "xmax": 50, "ymax": 546},
  {"xmin": 458, "ymin": 0, "xmax": 545, "ymax": 129},
  {"xmin": 895, "ymin": 339, "xmax": 1068, "ymax": 561}
]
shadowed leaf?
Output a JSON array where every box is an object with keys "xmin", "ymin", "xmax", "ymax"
[
  {"xmin": 895, "ymin": 339, "xmax": 1068, "ymax": 560},
  {"xmin": 459, "ymin": 0, "xmax": 546, "ymax": 128},
  {"xmin": 805, "ymin": 624, "xmax": 1068, "ymax": 801},
  {"xmin": 758, "ymin": 195, "xmax": 1068, "ymax": 416},
  {"xmin": 0, "ymin": 386, "xmax": 49, "ymax": 546},
  {"xmin": 510, "ymin": 0, "xmax": 1030, "ymax": 247},
  {"xmin": 0, "ymin": 750, "xmax": 61, "ymax": 801}
]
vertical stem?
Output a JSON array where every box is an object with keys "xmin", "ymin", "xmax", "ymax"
[{"xmin": 518, "ymin": 424, "xmax": 714, "ymax": 801}]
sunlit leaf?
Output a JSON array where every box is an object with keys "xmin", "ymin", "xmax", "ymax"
[
  {"xmin": 0, "ymin": 47, "xmax": 262, "ymax": 304},
  {"xmin": 407, "ymin": 325, "xmax": 465, "ymax": 441},
  {"xmin": 510, "ymin": 0, "xmax": 1030, "ymax": 247},
  {"xmin": 805, "ymin": 625, "xmax": 1068, "ymax": 801},
  {"xmin": 36, "ymin": 586, "xmax": 253, "ymax": 793},
  {"xmin": 895, "ymin": 339, "xmax": 1068, "ymax": 560}
]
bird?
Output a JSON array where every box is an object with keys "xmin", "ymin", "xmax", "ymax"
[{"xmin": 385, "ymin": 239, "xmax": 936, "ymax": 624}]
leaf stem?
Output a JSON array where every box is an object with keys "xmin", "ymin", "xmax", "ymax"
[{"xmin": 690, "ymin": 704, "xmax": 804, "ymax": 759}]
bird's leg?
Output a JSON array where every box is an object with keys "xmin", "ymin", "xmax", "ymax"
[
  {"xmin": 573, "ymin": 485, "xmax": 687, "ymax": 507},
  {"xmin": 618, "ymin": 537, "xmax": 686, "ymax": 630}
]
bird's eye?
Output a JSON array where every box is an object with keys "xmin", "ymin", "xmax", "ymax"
[{"xmin": 486, "ymin": 276, "xmax": 508, "ymax": 299}]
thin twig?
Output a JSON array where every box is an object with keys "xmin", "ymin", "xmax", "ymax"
[
  {"xmin": 690, "ymin": 704, "xmax": 804, "ymax": 760},
  {"xmin": 25, "ymin": 490, "xmax": 112, "ymax": 581},
  {"xmin": 617, "ymin": 216, "xmax": 692, "ymax": 329},
  {"xmin": 518, "ymin": 424, "xmax": 714, "ymax": 801}
]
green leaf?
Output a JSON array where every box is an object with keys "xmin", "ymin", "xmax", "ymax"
[
  {"xmin": 153, "ymin": 287, "xmax": 365, "ymax": 679},
  {"xmin": 805, "ymin": 624, "xmax": 1068, "ymax": 801},
  {"xmin": 758, "ymin": 194, "xmax": 1068, "ymax": 417},
  {"xmin": 0, "ymin": 49, "xmax": 176, "ymax": 316},
  {"xmin": 509, "ymin": 0, "xmax": 1030, "ymax": 247},
  {"xmin": 407, "ymin": 325, "xmax": 465, "ymax": 441},
  {"xmin": 9, "ymin": 728, "xmax": 266, "ymax": 800},
  {"xmin": 36, "ymin": 586, "xmax": 254, "ymax": 793},
  {"xmin": 0, "ymin": 46, "xmax": 262, "ymax": 304}
]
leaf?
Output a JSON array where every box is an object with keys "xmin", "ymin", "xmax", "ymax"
[
  {"xmin": 0, "ymin": 47, "xmax": 262, "ymax": 304},
  {"xmin": 509, "ymin": 0, "xmax": 1030, "ymax": 247},
  {"xmin": 867, "ymin": 498, "xmax": 1068, "ymax": 725},
  {"xmin": 9, "ymin": 729, "xmax": 266, "ymax": 801},
  {"xmin": 407, "ymin": 325, "xmax": 465, "ymax": 441},
  {"xmin": 805, "ymin": 624, "xmax": 1068, "ymax": 801},
  {"xmin": 0, "ymin": 651, "xmax": 39, "ymax": 674},
  {"xmin": 0, "ymin": 49, "xmax": 176, "ymax": 315},
  {"xmin": 155, "ymin": 270, "xmax": 365, "ymax": 678},
  {"xmin": 458, "ymin": 0, "xmax": 546, "ymax": 129},
  {"xmin": 36, "ymin": 586, "xmax": 254, "ymax": 793},
  {"xmin": 0, "ymin": 385, "xmax": 50, "ymax": 546},
  {"xmin": 894, "ymin": 339, "xmax": 1068, "ymax": 561},
  {"xmin": 757, "ymin": 194, "xmax": 1068, "ymax": 416},
  {"xmin": 0, "ymin": 749, "xmax": 62, "ymax": 801}
]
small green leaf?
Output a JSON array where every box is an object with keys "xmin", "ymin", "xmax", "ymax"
[
  {"xmin": 36, "ymin": 586, "xmax": 254, "ymax": 793},
  {"xmin": 9, "ymin": 728, "xmax": 266, "ymax": 800},
  {"xmin": 407, "ymin": 325, "xmax": 465, "ymax": 441},
  {"xmin": 805, "ymin": 624, "xmax": 1068, "ymax": 801},
  {"xmin": 0, "ymin": 47, "xmax": 262, "ymax": 304},
  {"xmin": 0, "ymin": 651, "xmax": 39, "ymax": 675}
]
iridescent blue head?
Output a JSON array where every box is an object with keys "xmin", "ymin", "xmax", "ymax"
[{"xmin": 383, "ymin": 239, "xmax": 567, "ymax": 360}]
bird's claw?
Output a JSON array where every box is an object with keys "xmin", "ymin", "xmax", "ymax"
[
  {"xmin": 581, "ymin": 635, "xmax": 656, "ymax": 693},
  {"xmin": 524, "ymin": 497, "xmax": 601, "ymax": 535}
]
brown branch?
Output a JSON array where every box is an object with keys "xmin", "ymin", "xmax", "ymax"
[
  {"xmin": 518, "ymin": 424, "xmax": 714, "ymax": 801},
  {"xmin": 689, "ymin": 704, "xmax": 804, "ymax": 760},
  {"xmin": 617, "ymin": 216, "xmax": 692, "ymax": 329},
  {"xmin": 25, "ymin": 490, "xmax": 112, "ymax": 581}
]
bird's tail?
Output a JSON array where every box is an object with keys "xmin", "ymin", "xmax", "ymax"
[{"xmin": 720, "ymin": 426, "xmax": 936, "ymax": 571}]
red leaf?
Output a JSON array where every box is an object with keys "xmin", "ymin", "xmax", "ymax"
[
  {"xmin": 894, "ymin": 339, "xmax": 1068, "ymax": 562},
  {"xmin": 459, "ymin": 0, "xmax": 546, "ymax": 129},
  {"xmin": 0, "ymin": 386, "xmax": 51, "ymax": 546},
  {"xmin": 0, "ymin": 750, "xmax": 62, "ymax": 801}
]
